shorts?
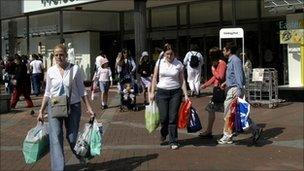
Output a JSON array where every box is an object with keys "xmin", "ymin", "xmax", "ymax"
[{"xmin": 99, "ymin": 81, "xmax": 110, "ymax": 93}]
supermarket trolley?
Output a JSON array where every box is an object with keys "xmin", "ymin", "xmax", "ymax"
[{"xmin": 246, "ymin": 68, "xmax": 281, "ymax": 108}]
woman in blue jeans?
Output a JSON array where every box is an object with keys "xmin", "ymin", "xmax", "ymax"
[
  {"xmin": 150, "ymin": 43, "xmax": 189, "ymax": 150},
  {"xmin": 37, "ymin": 44, "xmax": 95, "ymax": 170}
]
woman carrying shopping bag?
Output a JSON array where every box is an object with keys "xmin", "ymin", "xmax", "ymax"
[
  {"xmin": 150, "ymin": 43, "xmax": 189, "ymax": 150},
  {"xmin": 37, "ymin": 44, "xmax": 95, "ymax": 170}
]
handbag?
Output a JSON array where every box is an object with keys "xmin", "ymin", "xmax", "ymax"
[
  {"xmin": 212, "ymin": 86, "xmax": 225, "ymax": 103},
  {"xmin": 50, "ymin": 64, "xmax": 74, "ymax": 118}
]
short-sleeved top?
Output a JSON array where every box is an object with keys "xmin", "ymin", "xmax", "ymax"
[
  {"xmin": 30, "ymin": 60, "xmax": 43, "ymax": 74},
  {"xmin": 156, "ymin": 58, "xmax": 183, "ymax": 90},
  {"xmin": 96, "ymin": 67, "xmax": 112, "ymax": 82}
]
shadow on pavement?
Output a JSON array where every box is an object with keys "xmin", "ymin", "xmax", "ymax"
[
  {"xmin": 179, "ymin": 134, "xmax": 223, "ymax": 147},
  {"xmin": 234, "ymin": 124, "xmax": 285, "ymax": 147},
  {"xmin": 65, "ymin": 153, "xmax": 158, "ymax": 171}
]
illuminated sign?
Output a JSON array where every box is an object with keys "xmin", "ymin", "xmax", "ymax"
[
  {"xmin": 219, "ymin": 28, "xmax": 244, "ymax": 39},
  {"xmin": 23, "ymin": 0, "xmax": 97, "ymax": 13}
]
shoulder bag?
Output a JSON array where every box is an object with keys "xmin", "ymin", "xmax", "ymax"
[{"xmin": 50, "ymin": 64, "xmax": 74, "ymax": 118}]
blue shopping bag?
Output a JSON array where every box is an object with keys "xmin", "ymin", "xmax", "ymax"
[
  {"xmin": 187, "ymin": 107, "xmax": 202, "ymax": 133},
  {"xmin": 237, "ymin": 97, "xmax": 250, "ymax": 131}
]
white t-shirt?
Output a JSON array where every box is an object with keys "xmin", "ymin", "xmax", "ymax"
[
  {"xmin": 156, "ymin": 58, "xmax": 183, "ymax": 90},
  {"xmin": 96, "ymin": 67, "xmax": 112, "ymax": 82},
  {"xmin": 30, "ymin": 60, "xmax": 43, "ymax": 74},
  {"xmin": 44, "ymin": 64, "xmax": 87, "ymax": 104}
]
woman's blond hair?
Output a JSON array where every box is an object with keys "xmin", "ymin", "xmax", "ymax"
[{"xmin": 53, "ymin": 44, "xmax": 67, "ymax": 54}]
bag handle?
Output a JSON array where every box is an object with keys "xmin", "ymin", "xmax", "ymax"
[{"xmin": 68, "ymin": 64, "xmax": 74, "ymax": 114}]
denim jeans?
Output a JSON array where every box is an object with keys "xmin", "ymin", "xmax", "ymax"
[
  {"xmin": 48, "ymin": 102, "xmax": 81, "ymax": 171},
  {"xmin": 156, "ymin": 88, "xmax": 182, "ymax": 144},
  {"xmin": 32, "ymin": 73, "xmax": 41, "ymax": 95}
]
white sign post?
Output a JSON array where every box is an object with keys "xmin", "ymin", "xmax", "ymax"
[{"xmin": 219, "ymin": 28, "xmax": 245, "ymax": 66}]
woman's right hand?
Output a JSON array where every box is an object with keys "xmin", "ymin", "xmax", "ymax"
[
  {"xmin": 149, "ymin": 92, "xmax": 155, "ymax": 102},
  {"xmin": 37, "ymin": 109, "xmax": 44, "ymax": 123}
]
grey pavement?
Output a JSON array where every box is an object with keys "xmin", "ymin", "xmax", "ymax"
[{"xmin": 0, "ymin": 86, "xmax": 303, "ymax": 170}]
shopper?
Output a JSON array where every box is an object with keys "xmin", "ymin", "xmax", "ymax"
[
  {"xmin": 138, "ymin": 51, "xmax": 153, "ymax": 104},
  {"xmin": 10, "ymin": 55, "xmax": 33, "ymax": 108},
  {"xmin": 199, "ymin": 47, "xmax": 226, "ymax": 139},
  {"xmin": 183, "ymin": 44, "xmax": 204, "ymax": 97},
  {"xmin": 93, "ymin": 57, "xmax": 113, "ymax": 109},
  {"xmin": 218, "ymin": 42, "xmax": 262, "ymax": 145},
  {"xmin": 30, "ymin": 54, "xmax": 44, "ymax": 96},
  {"xmin": 150, "ymin": 43, "xmax": 189, "ymax": 150},
  {"xmin": 37, "ymin": 44, "xmax": 95, "ymax": 170}
]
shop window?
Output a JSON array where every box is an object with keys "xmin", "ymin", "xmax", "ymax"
[
  {"xmin": 180, "ymin": 5, "xmax": 187, "ymax": 25},
  {"xmin": 190, "ymin": 1, "xmax": 219, "ymax": 24},
  {"xmin": 124, "ymin": 12, "xmax": 134, "ymax": 31},
  {"xmin": 151, "ymin": 6, "xmax": 176, "ymax": 28}
]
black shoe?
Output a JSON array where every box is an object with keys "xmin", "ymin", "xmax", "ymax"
[
  {"xmin": 104, "ymin": 105, "xmax": 108, "ymax": 109},
  {"xmin": 160, "ymin": 136, "xmax": 166, "ymax": 143},
  {"xmin": 253, "ymin": 128, "xmax": 263, "ymax": 144},
  {"xmin": 199, "ymin": 132, "xmax": 213, "ymax": 139}
]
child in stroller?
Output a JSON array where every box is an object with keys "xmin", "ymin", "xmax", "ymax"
[{"xmin": 119, "ymin": 77, "xmax": 139, "ymax": 112}]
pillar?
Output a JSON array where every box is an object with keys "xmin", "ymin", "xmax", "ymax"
[
  {"xmin": 26, "ymin": 15, "xmax": 30, "ymax": 56},
  {"xmin": 59, "ymin": 10, "xmax": 64, "ymax": 43},
  {"xmin": 8, "ymin": 20, "xmax": 17, "ymax": 59},
  {"xmin": 134, "ymin": 0, "xmax": 147, "ymax": 65}
]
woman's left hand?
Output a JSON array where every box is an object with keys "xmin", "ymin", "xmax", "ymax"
[{"xmin": 184, "ymin": 95, "xmax": 189, "ymax": 101}]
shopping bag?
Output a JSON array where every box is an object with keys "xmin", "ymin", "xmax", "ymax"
[
  {"xmin": 90, "ymin": 120, "xmax": 102, "ymax": 156},
  {"xmin": 187, "ymin": 107, "xmax": 202, "ymax": 133},
  {"xmin": 74, "ymin": 123, "xmax": 92, "ymax": 158},
  {"xmin": 227, "ymin": 99, "xmax": 237, "ymax": 132},
  {"xmin": 23, "ymin": 122, "xmax": 49, "ymax": 164},
  {"xmin": 145, "ymin": 101, "xmax": 160, "ymax": 133},
  {"xmin": 178, "ymin": 100, "xmax": 192, "ymax": 129},
  {"xmin": 237, "ymin": 97, "xmax": 250, "ymax": 131}
]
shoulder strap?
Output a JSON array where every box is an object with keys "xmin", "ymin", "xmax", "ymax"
[
  {"xmin": 156, "ymin": 55, "xmax": 163, "ymax": 83},
  {"xmin": 68, "ymin": 64, "xmax": 74, "ymax": 105}
]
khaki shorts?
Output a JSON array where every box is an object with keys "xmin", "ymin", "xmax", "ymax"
[{"xmin": 223, "ymin": 87, "xmax": 244, "ymax": 119}]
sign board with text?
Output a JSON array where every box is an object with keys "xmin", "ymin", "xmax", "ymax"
[{"xmin": 23, "ymin": 0, "xmax": 97, "ymax": 13}]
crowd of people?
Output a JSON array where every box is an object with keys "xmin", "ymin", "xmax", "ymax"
[{"xmin": 0, "ymin": 41, "xmax": 262, "ymax": 170}]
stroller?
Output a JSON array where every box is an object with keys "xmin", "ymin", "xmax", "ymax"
[{"xmin": 118, "ymin": 76, "xmax": 139, "ymax": 112}]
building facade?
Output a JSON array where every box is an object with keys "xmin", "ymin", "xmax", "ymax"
[{"xmin": 1, "ymin": 0, "xmax": 303, "ymax": 87}]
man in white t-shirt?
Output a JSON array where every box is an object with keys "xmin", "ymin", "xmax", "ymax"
[
  {"xmin": 183, "ymin": 44, "xmax": 204, "ymax": 97},
  {"xmin": 30, "ymin": 54, "xmax": 44, "ymax": 96}
]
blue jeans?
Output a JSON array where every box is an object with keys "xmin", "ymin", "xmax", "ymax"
[
  {"xmin": 48, "ymin": 102, "xmax": 81, "ymax": 171},
  {"xmin": 32, "ymin": 73, "xmax": 41, "ymax": 95},
  {"xmin": 156, "ymin": 88, "xmax": 182, "ymax": 144}
]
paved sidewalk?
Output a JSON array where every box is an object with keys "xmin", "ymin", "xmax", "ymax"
[{"xmin": 0, "ymin": 86, "xmax": 303, "ymax": 170}]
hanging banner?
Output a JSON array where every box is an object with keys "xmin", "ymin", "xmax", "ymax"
[{"xmin": 23, "ymin": 0, "xmax": 98, "ymax": 13}]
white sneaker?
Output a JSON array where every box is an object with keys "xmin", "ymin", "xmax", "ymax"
[
  {"xmin": 217, "ymin": 134, "xmax": 233, "ymax": 144},
  {"xmin": 170, "ymin": 144, "xmax": 179, "ymax": 150}
]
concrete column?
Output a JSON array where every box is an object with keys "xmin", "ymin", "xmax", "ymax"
[
  {"xmin": 257, "ymin": 0, "xmax": 263, "ymax": 67},
  {"xmin": 0, "ymin": 19, "xmax": 2, "ymax": 59},
  {"xmin": 232, "ymin": 0, "xmax": 236, "ymax": 27},
  {"xmin": 8, "ymin": 20, "xmax": 17, "ymax": 59},
  {"xmin": 59, "ymin": 10, "xmax": 64, "ymax": 43},
  {"xmin": 119, "ymin": 12, "xmax": 124, "ymax": 50},
  {"xmin": 186, "ymin": 3, "xmax": 191, "ymax": 50},
  {"xmin": 134, "ymin": 0, "xmax": 147, "ymax": 65},
  {"xmin": 219, "ymin": 0, "xmax": 223, "ymax": 28},
  {"xmin": 176, "ymin": 5, "xmax": 180, "ymax": 56},
  {"xmin": 26, "ymin": 15, "xmax": 30, "ymax": 56}
]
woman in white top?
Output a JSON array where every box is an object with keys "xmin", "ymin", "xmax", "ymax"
[
  {"xmin": 150, "ymin": 43, "xmax": 189, "ymax": 150},
  {"xmin": 37, "ymin": 44, "xmax": 95, "ymax": 170}
]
